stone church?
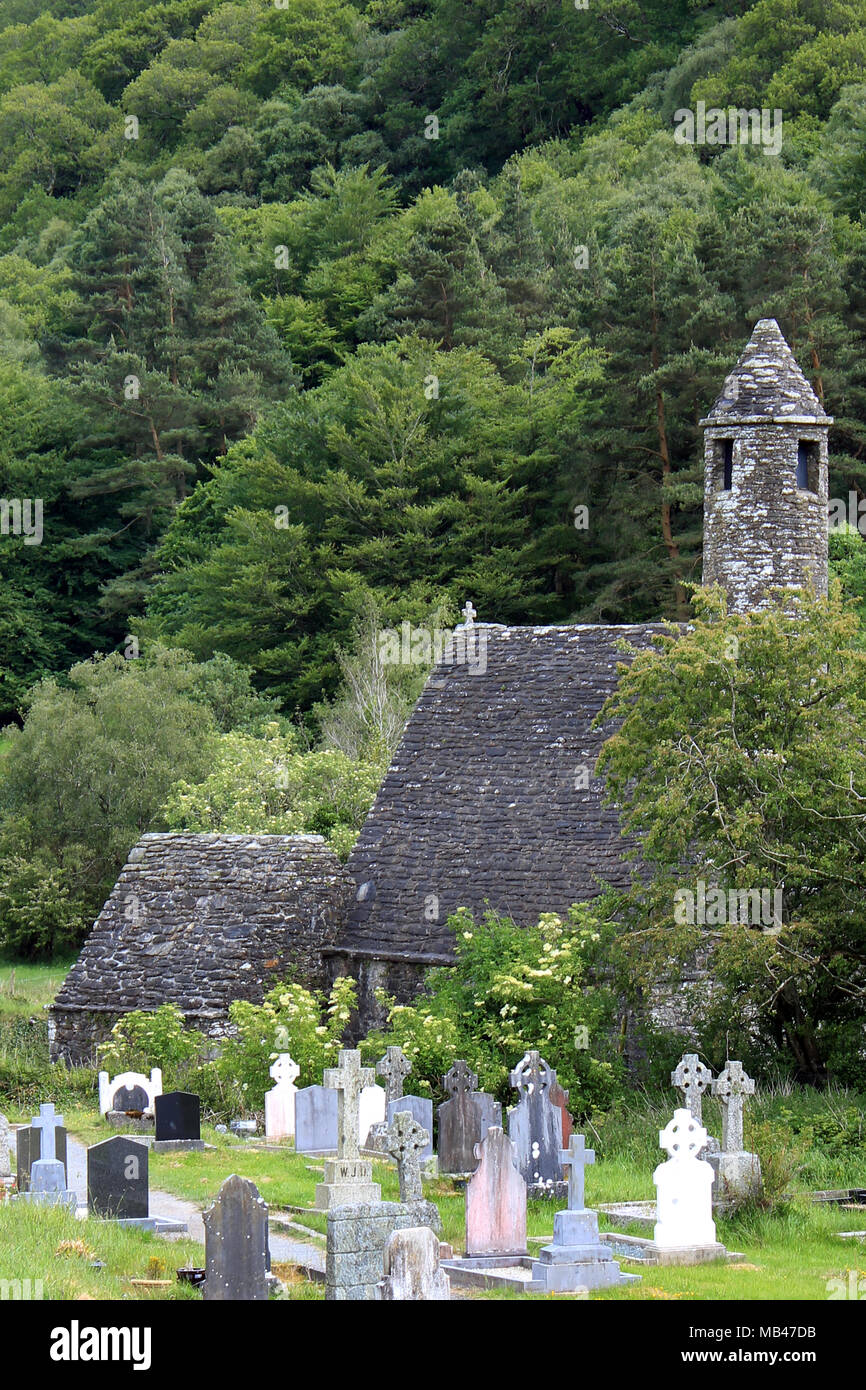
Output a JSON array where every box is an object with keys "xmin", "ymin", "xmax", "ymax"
[{"xmin": 49, "ymin": 319, "xmax": 831, "ymax": 1062}]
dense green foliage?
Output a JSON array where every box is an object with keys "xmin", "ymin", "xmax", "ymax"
[
  {"xmin": 0, "ymin": 645, "xmax": 281, "ymax": 952},
  {"xmin": 161, "ymin": 723, "xmax": 384, "ymax": 857},
  {"xmin": 364, "ymin": 904, "xmax": 625, "ymax": 1111},
  {"xmin": 1, "ymin": 0, "xmax": 866, "ymax": 717},
  {"xmin": 1, "ymin": 0, "xmax": 865, "ymax": 1087},
  {"xmin": 96, "ymin": 980, "xmax": 358, "ymax": 1113},
  {"xmin": 596, "ymin": 584, "xmax": 866, "ymax": 1087}
]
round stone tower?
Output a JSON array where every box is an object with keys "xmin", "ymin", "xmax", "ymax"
[{"xmin": 701, "ymin": 318, "xmax": 832, "ymax": 613}]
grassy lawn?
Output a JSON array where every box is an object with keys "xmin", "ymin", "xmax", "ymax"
[
  {"xmin": 43, "ymin": 1106, "xmax": 864, "ymax": 1301},
  {"xmin": 1, "ymin": 959, "xmax": 864, "ymax": 1301},
  {"xmin": 0, "ymin": 958, "xmax": 74, "ymax": 1022},
  {"xmin": 0, "ymin": 1201, "xmax": 204, "ymax": 1300}
]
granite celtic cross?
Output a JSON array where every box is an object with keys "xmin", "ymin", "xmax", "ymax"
[
  {"xmin": 377, "ymin": 1046, "xmax": 412, "ymax": 1105},
  {"xmin": 384, "ymin": 1109, "xmax": 429, "ymax": 1202},
  {"xmin": 509, "ymin": 1050, "xmax": 554, "ymax": 1098},
  {"xmin": 270, "ymin": 1054, "xmax": 300, "ymax": 1087},
  {"xmin": 443, "ymin": 1059, "xmax": 478, "ymax": 1096},
  {"xmin": 671, "ymin": 1053, "xmax": 713, "ymax": 1122},
  {"xmin": 712, "ymin": 1061, "xmax": 755, "ymax": 1152}
]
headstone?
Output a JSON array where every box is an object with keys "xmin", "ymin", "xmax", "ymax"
[
  {"xmin": 325, "ymin": 1200, "xmax": 415, "ymax": 1301},
  {"xmin": 465, "ymin": 1127, "xmax": 527, "ymax": 1257},
  {"xmin": 98, "ymin": 1068, "xmax": 162, "ymax": 1117},
  {"xmin": 16, "ymin": 1123, "xmax": 68, "ymax": 1191},
  {"xmin": 294, "ymin": 1084, "xmax": 338, "ymax": 1153},
  {"xmin": 380, "ymin": 1226, "xmax": 451, "ymax": 1300},
  {"xmin": 17, "ymin": 1104, "xmax": 76, "ymax": 1209},
  {"xmin": 264, "ymin": 1053, "xmax": 299, "ymax": 1141},
  {"xmin": 507, "ymin": 1050, "xmax": 565, "ymax": 1193},
  {"xmin": 203, "ymin": 1174, "xmax": 269, "ymax": 1301},
  {"xmin": 386, "ymin": 1096, "xmax": 434, "ymax": 1161},
  {"xmin": 563, "ymin": 1132, "xmax": 594, "ymax": 1211},
  {"xmin": 315, "ymin": 1050, "xmax": 381, "ymax": 1209},
  {"xmin": 709, "ymin": 1061, "xmax": 762, "ymax": 1203},
  {"xmin": 87, "ymin": 1136, "xmax": 149, "ymax": 1219},
  {"xmin": 437, "ymin": 1060, "xmax": 502, "ymax": 1176},
  {"xmin": 654, "ymin": 1109, "xmax": 718, "ymax": 1250},
  {"xmin": 671, "ymin": 1054, "xmax": 712, "ymax": 1122},
  {"xmin": 384, "ymin": 1110, "xmax": 427, "ymax": 1203},
  {"xmin": 713, "ymin": 1060, "xmax": 754, "ymax": 1152},
  {"xmin": 531, "ymin": 1133, "xmax": 640, "ymax": 1292},
  {"xmin": 377, "ymin": 1046, "xmax": 412, "ymax": 1105},
  {"xmin": 0, "ymin": 1112, "xmax": 11, "ymax": 1180},
  {"xmin": 384, "ymin": 1108, "xmax": 442, "ymax": 1233},
  {"xmin": 358, "ymin": 1083, "xmax": 386, "ymax": 1147},
  {"xmin": 549, "ymin": 1080, "xmax": 574, "ymax": 1152},
  {"xmin": 153, "ymin": 1091, "xmax": 202, "ymax": 1150}
]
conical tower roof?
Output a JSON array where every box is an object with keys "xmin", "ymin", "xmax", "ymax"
[{"xmin": 702, "ymin": 318, "xmax": 831, "ymax": 424}]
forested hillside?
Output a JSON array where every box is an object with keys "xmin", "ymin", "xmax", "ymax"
[{"xmin": 2, "ymin": 0, "xmax": 866, "ymax": 719}]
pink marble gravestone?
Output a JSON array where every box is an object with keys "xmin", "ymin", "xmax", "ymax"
[{"xmin": 465, "ymin": 1127, "xmax": 527, "ymax": 1257}]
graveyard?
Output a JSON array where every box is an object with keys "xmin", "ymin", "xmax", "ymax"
[
  {"xmin": 1, "ymin": 0, "xmax": 866, "ymax": 1363},
  {"xmin": 1, "ymin": 959, "xmax": 864, "ymax": 1305},
  {"xmin": 1, "ymin": 1096, "xmax": 863, "ymax": 1302}
]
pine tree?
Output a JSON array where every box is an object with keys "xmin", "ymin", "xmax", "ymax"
[{"xmin": 47, "ymin": 170, "xmax": 292, "ymax": 619}]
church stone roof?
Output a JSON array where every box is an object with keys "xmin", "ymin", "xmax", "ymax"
[
  {"xmin": 336, "ymin": 622, "xmax": 665, "ymax": 961},
  {"xmin": 703, "ymin": 318, "xmax": 831, "ymax": 425},
  {"xmin": 52, "ymin": 833, "xmax": 353, "ymax": 1021}
]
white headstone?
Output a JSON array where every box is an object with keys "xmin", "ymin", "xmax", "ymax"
[
  {"xmin": 359, "ymin": 1084, "xmax": 386, "ymax": 1148},
  {"xmin": 21, "ymin": 1104, "xmax": 76, "ymax": 1209},
  {"xmin": 0, "ymin": 1112, "xmax": 10, "ymax": 1179},
  {"xmin": 264, "ymin": 1054, "xmax": 299, "ymax": 1140},
  {"xmin": 653, "ymin": 1109, "xmax": 716, "ymax": 1249},
  {"xmin": 98, "ymin": 1068, "xmax": 163, "ymax": 1117}
]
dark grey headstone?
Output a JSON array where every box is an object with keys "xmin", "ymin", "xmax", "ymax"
[
  {"xmin": 154, "ymin": 1091, "xmax": 200, "ymax": 1142},
  {"xmin": 507, "ymin": 1052, "xmax": 564, "ymax": 1189},
  {"xmin": 294, "ymin": 1085, "xmax": 338, "ymax": 1153},
  {"xmin": 203, "ymin": 1174, "xmax": 268, "ymax": 1301},
  {"xmin": 437, "ymin": 1061, "xmax": 502, "ymax": 1176},
  {"xmin": 16, "ymin": 1126, "xmax": 68, "ymax": 1192},
  {"xmin": 87, "ymin": 1136, "xmax": 149, "ymax": 1219},
  {"xmin": 112, "ymin": 1084, "xmax": 149, "ymax": 1113}
]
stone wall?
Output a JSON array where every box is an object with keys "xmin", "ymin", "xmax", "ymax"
[
  {"xmin": 700, "ymin": 317, "xmax": 831, "ymax": 614},
  {"xmin": 326, "ymin": 1201, "xmax": 414, "ymax": 1300},
  {"xmin": 50, "ymin": 833, "xmax": 355, "ymax": 1064},
  {"xmin": 702, "ymin": 422, "xmax": 829, "ymax": 613}
]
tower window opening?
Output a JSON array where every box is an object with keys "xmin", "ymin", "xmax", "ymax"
[
  {"xmin": 714, "ymin": 439, "xmax": 734, "ymax": 491},
  {"xmin": 797, "ymin": 441, "xmax": 819, "ymax": 493}
]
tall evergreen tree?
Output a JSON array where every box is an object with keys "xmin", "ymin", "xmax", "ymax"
[{"xmin": 46, "ymin": 169, "xmax": 292, "ymax": 619}]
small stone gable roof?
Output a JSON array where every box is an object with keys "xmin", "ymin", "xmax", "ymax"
[
  {"xmin": 53, "ymin": 833, "xmax": 354, "ymax": 1022},
  {"xmin": 705, "ymin": 317, "xmax": 831, "ymax": 425},
  {"xmin": 336, "ymin": 622, "xmax": 666, "ymax": 962}
]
